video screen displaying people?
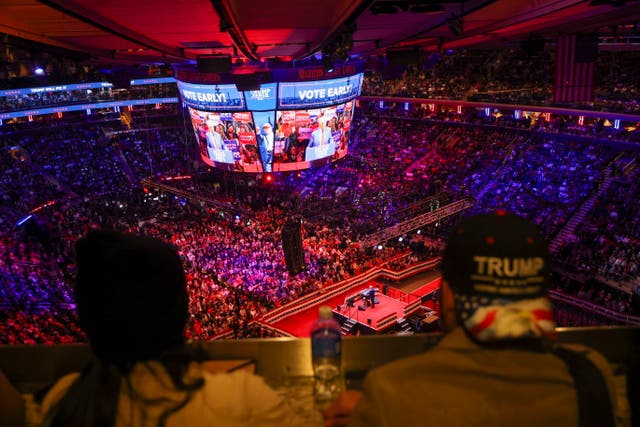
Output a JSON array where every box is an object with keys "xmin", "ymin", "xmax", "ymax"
[
  {"xmin": 272, "ymin": 100, "xmax": 353, "ymax": 171},
  {"xmin": 188, "ymin": 107, "xmax": 265, "ymax": 172},
  {"xmin": 182, "ymin": 73, "xmax": 362, "ymax": 173}
]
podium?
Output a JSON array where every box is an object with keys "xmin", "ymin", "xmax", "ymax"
[
  {"xmin": 208, "ymin": 147, "xmax": 235, "ymax": 164},
  {"xmin": 304, "ymin": 144, "xmax": 335, "ymax": 162}
]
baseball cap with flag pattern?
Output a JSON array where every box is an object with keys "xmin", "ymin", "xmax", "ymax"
[{"xmin": 441, "ymin": 212, "xmax": 555, "ymax": 341}]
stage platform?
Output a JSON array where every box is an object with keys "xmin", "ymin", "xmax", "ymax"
[
  {"xmin": 333, "ymin": 285, "xmax": 423, "ymax": 333},
  {"xmin": 266, "ymin": 278, "xmax": 441, "ymax": 337}
]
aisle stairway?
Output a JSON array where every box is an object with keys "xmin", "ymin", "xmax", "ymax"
[
  {"xmin": 549, "ymin": 169, "xmax": 614, "ymax": 253},
  {"xmin": 403, "ymin": 128, "xmax": 448, "ymax": 176},
  {"xmin": 474, "ymin": 179, "xmax": 497, "ymax": 203},
  {"xmin": 470, "ymin": 135, "xmax": 527, "ymax": 203},
  {"xmin": 116, "ymin": 150, "xmax": 138, "ymax": 185}
]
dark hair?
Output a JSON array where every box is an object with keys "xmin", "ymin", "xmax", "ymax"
[{"xmin": 48, "ymin": 230, "xmax": 204, "ymax": 427}]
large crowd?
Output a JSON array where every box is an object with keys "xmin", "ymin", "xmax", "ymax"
[
  {"xmin": 555, "ymin": 165, "xmax": 640, "ymax": 284},
  {"xmin": 362, "ymin": 48, "xmax": 640, "ymax": 114},
  {"xmin": 2, "ymin": 54, "xmax": 640, "ymax": 344},
  {"xmin": 1, "ymin": 46, "xmax": 639, "ymax": 117},
  {"xmin": 358, "ymin": 97, "xmax": 640, "ymax": 145},
  {"xmin": 1, "ymin": 106, "xmax": 421, "ymax": 343}
]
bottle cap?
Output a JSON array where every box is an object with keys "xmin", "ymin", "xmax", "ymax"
[{"xmin": 319, "ymin": 305, "xmax": 333, "ymax": 319}]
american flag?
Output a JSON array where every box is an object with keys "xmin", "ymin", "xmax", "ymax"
[{"xmin": 553, "ymin": 35, "xmax": 597, "ymax": 103}]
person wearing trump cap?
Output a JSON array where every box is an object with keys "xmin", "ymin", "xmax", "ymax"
[{"xmin": 324, "ymin": 212, "xmax": 628, "ymax": 427}]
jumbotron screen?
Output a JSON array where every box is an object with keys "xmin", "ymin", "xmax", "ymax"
[{"xmin": 178, "ymin": 74, "xmax": 362, "ymax": 172}]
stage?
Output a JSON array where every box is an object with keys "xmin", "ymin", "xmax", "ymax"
[
  {"xmin": 333, "ymin": 285, "xmax": 423, "ymax": 333},
  {"xmin": 266, "ymin": 278, "xmax": 440, "ymax": 337}
]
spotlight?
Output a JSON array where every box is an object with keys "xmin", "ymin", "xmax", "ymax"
[
  {"xmin": 377, "ymin": 244, "xmax": 383, "ymax": 250},
  {"xmin": 34, "ymin": 67, "xmax": 45, "ymax": 75}
]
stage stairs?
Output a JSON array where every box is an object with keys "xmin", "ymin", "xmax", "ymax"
[
  {"xmin": 341, "ymin": 318, "xmax": 358, "ymax": 335},
  {"xmin": 397, "ymin": 318, "xmax": 414, "ymax": 334}
]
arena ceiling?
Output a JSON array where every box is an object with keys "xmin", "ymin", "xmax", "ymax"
[{"xmin": 0, "ymin": 0, "xmax": 639, "ymax": 66}]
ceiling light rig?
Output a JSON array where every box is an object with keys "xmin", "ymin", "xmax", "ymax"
[
  {"xmin": 370, "ymin": 1, "xmax": 448, "ymax": 15},
  {"xmin": 211, "ymin": 0, "xmax": 258, "ymax": 62}
]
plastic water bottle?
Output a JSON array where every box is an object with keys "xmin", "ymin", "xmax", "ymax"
[{"xmin": 311, "ymin": 305, "xmax": 343, "ymax": 408}]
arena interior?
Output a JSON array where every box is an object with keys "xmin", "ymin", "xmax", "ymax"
[{"xmin": 0, "ymin": 1, "xmax": 639, "ymax": 418}]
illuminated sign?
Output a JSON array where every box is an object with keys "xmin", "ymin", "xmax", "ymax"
[
  {"xmin": 278, "ymin": 74, "xmax": 362, "ymax": 108},
  {"xmin": 0, "ymin": 79, "xmax": 178, "ymax": 99},
  {"xmin": 244, "ymin": 83, "xmax": 277, "ymax": 111},
  {"xmin": 0, "ymin": 82, "xmax": 113, "ymax": 97},
  {"xmin": 177, "ymin": 82, "xmax": 245, "ymax": 110}
]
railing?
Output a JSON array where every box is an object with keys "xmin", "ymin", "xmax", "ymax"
[
  {"xmin": 549, "ymin": 289, "xmax": 640, "ymax": 326},
  {"xmin": 361, "ymin": 198, "xmax": 474, "ymax": 247},
  {"xmin": 376, "ymin": 311, "xmax": 398, "ymax": 329},
  {"xmin": 390, "ymin": 194, "xmax": 446, "ymax": 223},
  {"xmin": 361, "ymin": 109, "xmax": 640, "ymax": 150},
  {"xmin": 594, "ymin": 274, "xmax": 637, "ymax": 295},
  {"xmin": 141, "ymin": 178, "xmax": 253, "ymax": 217},
  {"xmin": 358, "ymin": 95, "xmax": 640, "ymax": 122},
  {"xmin": 250, "ymin": 322, "xmax": 294, "ymax": 338},
  {"xmin": 403, "ymin": 299, "xmax": 422, "ymax": 319},
  {"xmin": 0, "ymin": 97, "xmax": 178, "ymax": 120},
  {"xmin": 553, "ymin": 262, "xmax": 638, "ymax": 296},
  {"xmin": 2, "ymin": 327, "xmax": 638, "ymax": 399}
]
